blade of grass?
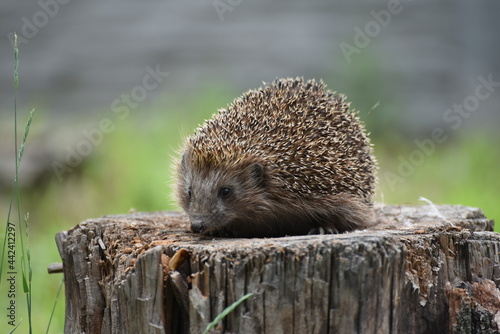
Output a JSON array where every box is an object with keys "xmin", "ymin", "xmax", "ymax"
[
  {"xmin": 0, "ymin": 32, "xmax": 35, "ymax": 334},
  {"xmin": 0, "ymin": 33, "xmax": 20, "ymax": 282},
  {"xmin": 0, "ymin": 180, "xmax": 16, "ymax": 282},
  {"xmin": 202, "ymin": 293, "xmax": 253, "ymax": 334},
  {"xmin": 46, "ymin": 278, "xmax": 64, "ymax": 334},
  {"xmin": 8, "ymin": 320, "xmax": 22, "ymax": 334},
  {"xmin": 17, "ymin": 108, "xmax": 35, "ymax": 165},
  {"xmin": 21, "ymin": 213, "xmax": 33, "ymax": 333},
  {"xmin": 13, "ymin": 38, "xmax": 35, "ymax": 334},
  {"xmin": 14, "ymin": 33, "xmax": 18, "ymax": 91},
  {"xmin": 16, "ymin": 108, "xmax": 35, "ymax": 286}
]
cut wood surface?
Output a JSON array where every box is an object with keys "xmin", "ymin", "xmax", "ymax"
[{"xmin": 55, "ymin": 204, "xmax": 500, "ymax": 334}]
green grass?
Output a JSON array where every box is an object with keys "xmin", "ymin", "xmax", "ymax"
[
  {"xmin": 0, "ymin": 33, "xmax": 35, "ymax": 334},
  {"xmin": 374, "ymin": 132, "xmax": 500, "ymax": 227},
  {"xmin": 0, "ymin": 77, "xmax": 498, "ymax": 333},
  {"xmin": 203, "ymin": 293, "xmax": 253, "ymax": 334}
]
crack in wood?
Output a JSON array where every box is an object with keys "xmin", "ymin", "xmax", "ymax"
[{"xmin": 55, "ymin": 205, "xmax": 498, "ymax": 334}]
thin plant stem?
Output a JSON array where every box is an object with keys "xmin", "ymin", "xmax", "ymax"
[
  {"xmin": 46, "ymin": 278, "xmax": 64, "ymax": 334},
  {"xmin": 202, "ymin": 293, "xmax": 253, "ymax": 334}
]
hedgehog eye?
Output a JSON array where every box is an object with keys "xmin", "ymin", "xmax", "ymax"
[
  {"xmin": 187, "ymin": 189, "xmax": 192, "ymax": 199},
  {"xmin": 218, "ymin": 187, "xmax": 232, "ymax": 199}
]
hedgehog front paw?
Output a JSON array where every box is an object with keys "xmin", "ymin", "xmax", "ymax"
[{"xmin": 308, "ymin": 227, "xmax": 338, "ymax": 235}]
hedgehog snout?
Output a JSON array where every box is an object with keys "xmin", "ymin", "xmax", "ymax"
[{"xmin": 190, "ymin": 219, "xmax": 206, "ymax": 234}]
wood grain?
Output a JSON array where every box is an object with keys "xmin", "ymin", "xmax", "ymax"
[{"xmin": 55, "ymin": 205, "xmax": 499, "ymax": 334}]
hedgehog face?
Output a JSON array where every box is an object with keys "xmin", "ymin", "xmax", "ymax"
[{"xmin": 177, "ymin": 151, "xmax": 266, "ymax": 237}]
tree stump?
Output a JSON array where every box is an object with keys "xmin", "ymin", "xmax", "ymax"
[{"xmin": 55, "ymin": 205, "xmax": 500, "ymax": 334}]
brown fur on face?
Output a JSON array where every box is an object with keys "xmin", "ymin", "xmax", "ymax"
[
  {"xmin": 177, "ymin": 148, "xmax": 271, "ymax": 237},
  {"xmin": 177, "ymin": 147, "xmax": 374, "ymax": 238}
]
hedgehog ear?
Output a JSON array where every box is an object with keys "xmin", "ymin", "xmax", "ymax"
[{"xmin": 248, "ymin": 163, "xmax": 264, "ymax": 187}]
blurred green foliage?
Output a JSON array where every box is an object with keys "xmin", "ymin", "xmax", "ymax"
[
  {"xmin": 1, "ymin": 83, "xmax": 498, "ymax": 333},
  {"xmin": 374, "ymin": 132, "xmax": 499, "ymax": 224}
]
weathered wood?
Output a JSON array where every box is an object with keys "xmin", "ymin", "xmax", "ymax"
[{"xmin": 55, "ymin": 205, "xmax": 499, "ymax": 334}]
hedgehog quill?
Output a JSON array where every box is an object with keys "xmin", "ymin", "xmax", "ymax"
[{"xmin": 176, "ymin": 78, "xmax": 376, "ymax": 238}]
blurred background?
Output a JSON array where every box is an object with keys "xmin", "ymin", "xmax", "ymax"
[{"xmin": 1, "ymin": 0, "xmax": 499, "ymax": 332}]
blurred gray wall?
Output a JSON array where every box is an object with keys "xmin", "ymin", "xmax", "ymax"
[{"xmin": 1, "ymin": 0, "xmax": 499, "ymax": 130}]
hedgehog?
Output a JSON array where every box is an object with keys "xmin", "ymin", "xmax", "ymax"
[{"xmin": 176, "ymin": 77, "xmax": 376, "ymax": 238}]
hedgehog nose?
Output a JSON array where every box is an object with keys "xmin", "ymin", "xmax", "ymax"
[{"xmin": 191, "ymin": 220, "xmax": 206, "ymax": 234}]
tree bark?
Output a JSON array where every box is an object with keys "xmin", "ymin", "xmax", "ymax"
[{"xmin": 55, "ymin": 205, "xmax": 499, "ymax": 334}]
